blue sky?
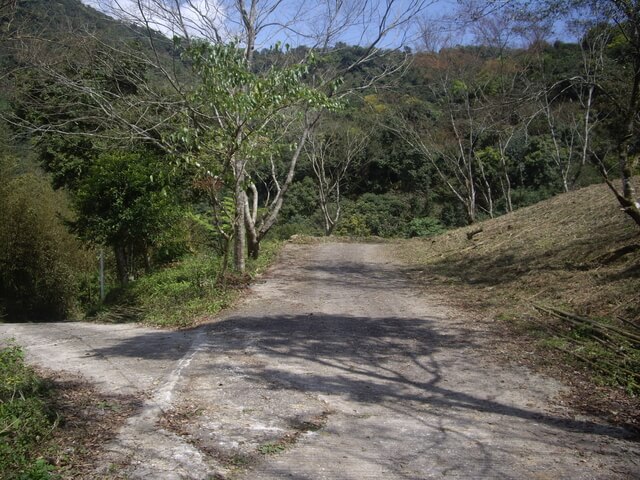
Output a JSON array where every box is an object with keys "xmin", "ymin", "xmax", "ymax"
[
  {"xmin": 79, "ymin": 0, "xmax": 466, "ymax": 49},
  {"xmin": 78, "ymin": 1, "xmax": 572, "ymax": 50}
]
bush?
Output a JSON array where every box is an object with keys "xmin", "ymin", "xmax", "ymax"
[
  {"xmin": 405, "ymin": 217, "xmax": 446, "ymax": 238},
  {"xmin": 438, "ymin": 202, "xmax": 468, "ymax": 227},
  {"xmin": 0, "ymin": 342, "xmax": 57, "ymax": 479},
  {"xmin": 335, "ymin": 212, "xmax": 372, "ymax": 237},
  {"xmin": 336, "ymin": 193, "xmax": 414, "ymax": 237},
  {"xmin": 0, "ymin": 158, "xmax": 93, "ymax": 320},
  {"xmin": 510, "ymin": 186, "xmax": 556, "ymax": 210}
]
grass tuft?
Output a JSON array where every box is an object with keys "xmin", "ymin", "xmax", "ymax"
[{"xmin": 0, "ymin": 342, "xmax": 57, "ymax": 479}]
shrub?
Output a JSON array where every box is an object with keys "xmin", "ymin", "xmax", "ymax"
[
  {"xmin": 405, "ymin": 217, "xmax": 446, "ymax": 238},
  {"xmin": 336, "ymin": 193, "xmax": 414, "ymax": 237},
  {"xmin": 0, "ymin": 342, "xmax": 57, "ymax": 479},
  {"xmin": 335, "ymin": 213, "xmax": 372, "ymax": 237},
  {"xmin": 0, "ymin": 158, "xmax": 93, "ymax": 320}
]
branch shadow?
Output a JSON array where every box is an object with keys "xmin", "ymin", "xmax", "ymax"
[{"xmin": 92, "ymin": 313, "xmax": 637, "ymax": 442}]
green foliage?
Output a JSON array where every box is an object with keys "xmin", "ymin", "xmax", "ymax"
[
  {"xmin": 96, "ymin": 240, "xmax": 282, "ymax": 328},
  {"xmin": 0, "ymin": 342, "xmax": 57, "ymax": 479},
  {"xmin": 336, "ymin": 193, "xmax": 415, "ymax": 237},
  {"xmin": 510, "ymin": 187, "xmax": 557, "ymax": 210},
  {"xmin": 438, "ymin": 202, "xmax": 468, "ymax": 227},
  {"xmin": 178, "ymin": 41, "xmax": 341, "ymax": 169},
  {"xmin": 279, "ymin": 177, "xmax": 318, "ymax": 220},
  {"xmin": 99, "ymin": 253, "xmax": 229, "ymax": 328},
  {"xmin": 336, "ymin": 213, "xmax": 372, "ymax": 237},
  {"xmin": 72, "ymin": 150, "xmax": 183, "ymax": 248},
  {"xmin": 257, "ymin": 442, "xmax": 286, "ymax": 455},
  {"xmin": 539, "ymin": 320, "xmax": 640, "ymax": 395},
  {"xmin": 0, "ymin": 156, "xmax": 93, "ymax": 320},
  {"xmin": 406, "ymin": 217, "xmax": 446, "ymax": 238},
  {"xmin": 64, "ymin": 149, "xmax": 189, "ymax": 283},
  {"xmin": 170, "ymin": 41, "xmax": 343, "ymax": 267}
]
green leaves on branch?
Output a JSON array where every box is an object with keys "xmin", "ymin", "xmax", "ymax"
[{"xmin": 176, "ymin": 41, "xmax": 341, "ymax": 171}]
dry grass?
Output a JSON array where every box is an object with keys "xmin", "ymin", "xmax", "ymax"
[{"xmin": 394, "ymin": 179, "xmax": 640, "ymax": 430}]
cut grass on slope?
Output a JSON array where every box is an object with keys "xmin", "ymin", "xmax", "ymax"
[{"xmin": 395, "ymin": 180, "xmax": 640, "ymax": 429}]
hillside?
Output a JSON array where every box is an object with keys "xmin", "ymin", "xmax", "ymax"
[{"xmin": 395, "ymin": 179, "xmax": 640, "ymax": 429}]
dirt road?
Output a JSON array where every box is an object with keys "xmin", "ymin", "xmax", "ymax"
[{"xmin": 1, "ymin": 243, "xmax": 638, "ymax": 479}]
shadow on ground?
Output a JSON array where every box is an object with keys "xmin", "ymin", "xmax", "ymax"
[{"xmin": 93, "ymin": 313, "xmax": 636, "ymax": 443}]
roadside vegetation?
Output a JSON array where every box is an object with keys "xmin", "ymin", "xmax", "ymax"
[
  {"xmin": 0, "ymin": 341, "xmax": 141, "ymax": 479},
  {"xmin": 0, "ymin": 342, "xmax": 58, "ymax": 479},
  {"xmin": 92, "ymin": 240, "xmax": 282, "ymax": 328}
]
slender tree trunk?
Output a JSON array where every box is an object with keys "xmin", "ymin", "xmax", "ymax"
[
  {"xmin": 234, "ymin": 170, "xmax": 247, "ymax": 272},
  {"xmin": 217, "ymin": 237, "xmax": 231, "ymax": 285},
  {"xmin": 114, "ymin": 245, "xmax": 128, "ymax": 286},
  {"xmin": 247, "ymin": 236, "xmax": 260, "ymax": 259},
  {"xmin": 608, "ymin": 38, "xmax": 640, "ymax": 227}
]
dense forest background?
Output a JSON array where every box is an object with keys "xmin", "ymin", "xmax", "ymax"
[{"xmin": 1, "ymin": 0, "xmax": 638, "ymax": 321}]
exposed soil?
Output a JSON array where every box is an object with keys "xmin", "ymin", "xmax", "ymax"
[{"xmin": 1, "ymin": 242, "xmax": 638, "ymax": 479}]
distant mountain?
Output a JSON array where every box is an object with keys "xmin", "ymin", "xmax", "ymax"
[{"xmin": 1, "ymin": 0, "xmax": 175, "ymax": 71}]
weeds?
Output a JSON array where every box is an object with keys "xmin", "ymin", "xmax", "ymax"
[
  {"xmin": 94, "ymin": 240, "xmax": 282, "ymax": 328},
  {"xmin": 257, "ymin": 442, "xmax": 286, "ymax": 455},
  {"xmin": 532, "ymin": 305, "xmax": 640, "ymax": 394},
  {"xmin": 0, "ymin": 342, "xmax": 57, "ymax": 479}
]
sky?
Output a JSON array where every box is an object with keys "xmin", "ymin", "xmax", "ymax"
[
  {"xmin": 78, "ymin": 1, "xmax": 572, "ymax": 50},
  {"xmin": 79, "ymin": 0, "xmax": 467, "ymax": 50}
]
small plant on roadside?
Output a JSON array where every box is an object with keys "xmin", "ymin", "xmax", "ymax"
[
  {"xmin": 257, "ymin": 442, "xmax": 286, "ymax": 455},
  {"xmin": 0, "ymin": 342, "xmax": 58, "ymax": 479},
  {"xmin": 405, "ymin": 217, "xmax": 446, "ymax": 238}
]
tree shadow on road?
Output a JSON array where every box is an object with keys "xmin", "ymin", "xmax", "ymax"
[{"xmin": 92, "ymin": 313, "xmax": 636, "ymax": 442}]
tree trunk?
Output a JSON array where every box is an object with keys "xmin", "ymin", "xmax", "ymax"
[
  {"xmin": 114, "ymin": 245, "xmax": 128, "ymax": 286},
  {"xmin": 234, "ymin": 184, "xmax": 246, "ymax": 273},
  {"xmin": 603, "ymin": 176, "xmax": 640, "ymax": 226},
  {"xmin": 612, "ymin": 32, "xmax": 640, "ymax": 228},
  {"xmin": 247, "ymin": 236, "xmax": 260, "ymax": 259}
]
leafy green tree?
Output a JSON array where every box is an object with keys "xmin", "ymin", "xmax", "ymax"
[
  {"xmin": 71, "ymin": 149, "xmax": 185, "ymax": 285},
  {"xmin": 178, "ymin": 41, "xmax": 339, "ymax": 268}
]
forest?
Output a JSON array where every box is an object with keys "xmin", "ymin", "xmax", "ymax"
[{"xmin": 0, "ymin": 0, "xmax": 639, "ymax": 324}]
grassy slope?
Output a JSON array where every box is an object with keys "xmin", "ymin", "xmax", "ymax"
[{"xmin": 396, "ymin": 180, "xmax": 639, "ymax": 428}]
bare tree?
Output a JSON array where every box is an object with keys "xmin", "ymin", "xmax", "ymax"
[{"xmin": 305, "ymin": 120, "xmax": 370, "ymax": 235}]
